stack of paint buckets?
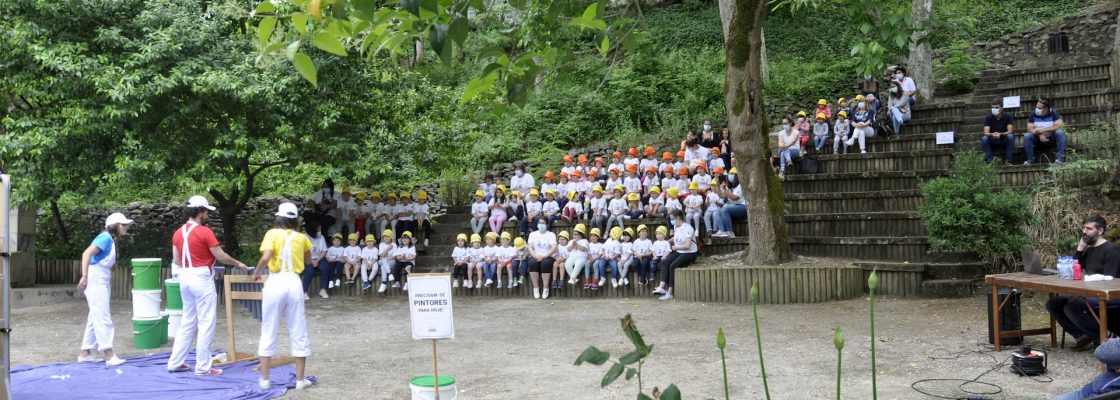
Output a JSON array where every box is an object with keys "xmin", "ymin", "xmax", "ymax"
[
  {"xmin": 165, "ymin": 276, "xmax": 182, "ymax": 341},
  {"xmin": 130, "ymin": 258, "xmax": 168, "ymax": 349}
]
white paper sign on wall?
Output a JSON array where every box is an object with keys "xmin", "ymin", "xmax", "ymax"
[
  {"xmin": 936, "ymin": 132, "xmax": 955, "ymax": 145},
  {"xmin": 1003, "ymin": 96, "xmax": 1021, "ymax": 109},
  {"xmin": 408, "ymin": 274, "xmax": 455, "ymax": 340}
]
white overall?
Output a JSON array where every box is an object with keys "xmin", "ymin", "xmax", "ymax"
[
  {"xmin": 167, "ymin": 222, "xmax": 217, "ymax": 374},
  {"xmin": 80, "ymin": 239, "xmax": 116, "ymax": 352},
  {"xmin": 258, "ymin": 230, "xmax": 311, "ymax": 358}
]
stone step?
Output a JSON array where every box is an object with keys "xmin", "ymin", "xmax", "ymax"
[
  {"xmin": 958, "ymin": 88, "xmax": 1120, "ymax": 120},
  {"xmin": 791, "ymin": 236, "xmax": 975, "ymax": 262},
  {"xmin": 785, "ymin": 189, "xmax": 925, "ymax": 214},
  {"xmin": 978, "ymin": 61, "xmax": 1111, "ymax": 82},
  {"xmin": 807, "ymin": 149, "xmax": 953, "ymax": 173},
  {"xmin": 444, "ymin": 206, "xmax": 471, "ymax": 214},
  {"xmin": 782, "ymin": 169, "xmax": 943, "ymax": 193},
  {"xmin": 920, "ymin": 279, "xmax": 976, "ymax": 298},
  {"xmin": 974, "ymin": 74, "xmax": 1112, "ymax": 97},
  {"xmin": 786, "ymin": 212, "xmax": 926, "ymax": 237},
  {"xmin": 853, "ymin": 261, "xmax": 988, "ymax": 280},
  {"xmin": 436, "ymin": 213, "xmax": 471, "ymax": 224}
]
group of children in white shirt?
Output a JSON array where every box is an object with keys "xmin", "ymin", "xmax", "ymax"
[
  {"xmin": 305, "ymin": 228, "xmax": 417, "ymax": 299},
  {"xmin": 318, "ymin": 189, "xmax": 433, "ymax": 247}
]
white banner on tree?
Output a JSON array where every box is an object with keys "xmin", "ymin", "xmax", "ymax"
[{"xmin": 408, "ymin": 274, "xmax": 455, "ymax": 340}]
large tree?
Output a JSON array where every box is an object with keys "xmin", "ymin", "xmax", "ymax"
[{"xmin": 908, "ymin": 0, "xmax": 934, "ymax": 101}]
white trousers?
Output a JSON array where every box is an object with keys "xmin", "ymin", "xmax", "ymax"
[
  {"xmin": 379, "ymin": 259, "xmax": 394, "ymax": 282},
  {"xmin": 168, "ymin": 267, "xmax": 217, "ymax": 373},
  {"xmin": 81, "ymin": 267, "xmax": 114, "ymax": 352},
  {"xmin": 360, "ymin": 260, "xmax": 378, "ymax": 282},
  {"xmin": 258, "ymin": 272, "xmax": 310, "ymax": 358}
]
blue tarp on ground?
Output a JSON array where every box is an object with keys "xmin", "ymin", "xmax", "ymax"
[{"xmin": 13, "ymin": 352, "xmax": 315, "ymax": 400}]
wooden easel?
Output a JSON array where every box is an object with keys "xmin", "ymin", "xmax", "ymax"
[{"xmin": 220, "ymin": 274, "xmax": 292, "ymax": 370}]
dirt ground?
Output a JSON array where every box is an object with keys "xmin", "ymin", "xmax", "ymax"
[{"xmin": 11, "ymin": 287, "xmax": 1099, "ymax": 399}]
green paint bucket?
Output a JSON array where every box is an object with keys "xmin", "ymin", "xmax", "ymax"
[
  {"xmin": 159, "ymin": 312, "xmax": 169, "ymax": 345},
  {"xmin": 409, "ymin": 375, "xmax": 457, "ymax": 400},
  {"xmin": 165, "ymin": 279, "xmax": 182, "ymax": 310},
  {"xmin": 132, "ymin": 317, "xmax": 163, "ymax": 349},
  {"xmin": 131, "ymin": 258, "xmax": 162, "ymax": 290}
]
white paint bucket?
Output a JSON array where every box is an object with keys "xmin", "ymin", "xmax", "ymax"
[
  {"xmin": 131, "ymin": 289, "xmax": 162, "ymax": 318},
  {"xmin": 166, "ymin": 309, "xmax": 183, "ymax": 340},
  {"xmin": 409, "ymin": 375, "xmax": 457, "ymax": 400}
]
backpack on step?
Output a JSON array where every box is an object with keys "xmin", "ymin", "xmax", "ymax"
[{"xmin": 800, "ymin": 156, "xmax": 819, "ymax": 174}]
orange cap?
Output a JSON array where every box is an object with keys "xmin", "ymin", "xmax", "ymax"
[
  {"xmin": 628, "ymin": 147, "xmax": 639, "ymax": 157},
  {"xmin": 612, "ymin": 151, "xmax": 622, "ymax": 158},
  {"xmin": 625, "ymin": 164, "xmax": 638, "ymax": 173},
  {"xmin": 644, "ymin": 146, "xmax": 655, "ymax": 157},
  {"xmin": 662, "ymin": 151, "xmax": 672, "ymax": 161},
  {"xmin": 678, "ymin": 168, "xmax": 689, "ymax": 176},
  {"xmin": 711, "ymin": 147, "xmax": 720, "ymax": 155},
  {"xmin": 559, "ymin": 172, "xmax": 569, "ymax": 179},
  {"xmin": 713, "ymin": 166, "xmax": 725, "ymax": 174},
  {"xmin": 578, "ymin": 154, "xmax": 588, "ymax": 164},
  {"xmin": 563, "ymin": 154, "xmax": 574, "ymax": 163},
  {"xmin": 588, "ymin": 169, "xmax": 599, "ymax": 177},
  {"xmin": 609, "ymin": 167, "xmax": 620, "ymax": 175},
  {"xmin": 594, "ymin": 156, "xmax": 604, "ymax": 164},
  {"xmin": 646, "ymin": 166, "xmax": 657, "ymax": 174},
  {"xmin": 572, "ymin": 169, "xmax": 583, "ymax": 177},
  {"xmin": 664, "ymin": 165, "xmax": 675, "ymax": 174},
  {"xmin": 697, "ymin": 161, "xmax": 708, "ymax": 171},
  {"xmin": 676, "ymin": 150, "xmax": 685, "ymax": 159},
  {"xmin": 544, "ymin": 171, "xmax": 555, "ymax": 180}
]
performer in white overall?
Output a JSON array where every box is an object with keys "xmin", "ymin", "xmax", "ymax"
[
  {"xmin": 76, "ymin": 212, "xmax": 133, "ymax": 367},
  {"xmin": 168, "ymin": 196, "xmax": 248, "ymax": 376},
  {"xmin": 253, "ymin": 203, "xmax": 314, "ymax": 390}
]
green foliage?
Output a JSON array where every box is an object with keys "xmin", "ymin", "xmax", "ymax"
[
  {"xmin": 750, "ymin": 281, "xmax": 771, "ymax": 400},
  {"xmin": 920, "ymin": 153, "xmax": 1034, "ymax": 262},
  {"xmin": 575, "ymin": 314, "xmax": 678, "ymax": 399},
  {"xmin": 934, "ymin": 43, "xmax": 987, "ymax": 94},
  {"xmin": 1050, "ymin": 159, "xmax": 1112, "ymax": 188},
  {"xmin": 437, "ymin": 169, "xmax": 476, "ymax": 207},
  {"xmin": 930, "ymin": 0, "xmax": 1094, "ymax": 45}
]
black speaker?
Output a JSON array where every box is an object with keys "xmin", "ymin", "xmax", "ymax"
[{"xmin": 988, "ymin": 288, "xmax": 1024, "ymax": 346}]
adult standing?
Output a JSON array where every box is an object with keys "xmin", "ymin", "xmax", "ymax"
[
  {"xmin": 526, "ymin": 216, "xmax": 557, "ymax": 299},
  {"xmin": 1024, "ymin": 97, "xmax": 1067, "ymax": 165},
  {"xmin": 894, "ymin": 66, "xmax": 918, "ymax": 107},
  {"xmin": 253, "ymin": 203, "xmax": 315, "ymax": 390},
  {"xmin": 776, "ymin": 117, "xmax": 801, "ymax": 177},
  {"xmin": 981, "ymin": 99, "xmax": 1016, "ymax": 163},
  {"xmin": 76, "ymin": 212, "xmax": 133, "ymax": 367},
  {"xmin": 652, "ymin": 209, "xmax": 698, "ymax": 301},
  {"xmin": 311, "ymin": 179, "xmax": 338, "ymax": 236},
  {"xmin": 167, "ymin": 196, "xmax": 249, "ymax": 376},
  {"xmin": 510, "ymin": 162, "xmax": 536, "ymax": 201},
  {"xmin": 886, "ymin": 80, "xmax": 911, "ymax": 136}
]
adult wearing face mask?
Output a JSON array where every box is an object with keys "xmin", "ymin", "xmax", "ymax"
[
  {"xmin": 981, "ymin": 99, "xmax": 1016, "ymax": 163},
  {"xmin": 886, "ymin": 81, "xmax": 911, "ymax": 136},
  {"xmin": 844, "ymin": 101, "xmax": 877, "ymax": 154},
  {"xmin": 776, "ymin": 117, "xmax": 801, "ymax": 178},
  {"xmin": 651, "ymin": 209, "xmax": 697, "ymax": 301},
  {"xmin": 509, "ymin": 162, "xmax": 537, "ymax": 200},
  {"xmin": 1045, "ymin": 215, "xmax": 1120, "ymax": 352},
  {"xmin": 526, "ymin": 216, "xmax": 557, "ymax": 299},
  {"xmin": 711, "ymin": 172, "xmax": 745, "ymax": 238},
  {"xmin": 894, "ymin": 66, "xmax": 917, "ymax": 107},
  {"xmin": 699, "ymin": 120, "xmax": 721, "ymax": 149},
  {"xmin": 311, "ymin": 179, "xmax": 338, "ymax": 236},
  {"xmin": 1024, "ymin": 98, "xmax": 1067, "ymax": 165}
]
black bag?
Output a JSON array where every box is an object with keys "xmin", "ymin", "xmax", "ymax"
[{"xmin": 800, "ymin": 156, "xmax": 819, "ymax": 174}]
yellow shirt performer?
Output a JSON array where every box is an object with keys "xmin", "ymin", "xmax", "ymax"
[{"xmin": 253, "ymin": 202, "xmax": 315, "ymax": 390}]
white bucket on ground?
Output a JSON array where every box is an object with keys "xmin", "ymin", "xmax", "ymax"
[
  {"xmin": 131, "ymin": 289, "xmax": 162, "ymax": 318},
  {"xmin": 410, "ymin": 376, "xmax": 457, "ymax": 400},
  {"xmin": 166, "ymin": 309, "xmax": 183, "ymax": 340}
]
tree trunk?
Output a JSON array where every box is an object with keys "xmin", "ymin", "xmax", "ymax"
[
  {"xmin": 720, "ymin": 0, "xmax": 791, "ymax": 265},
  {"xmin": 50, "ymin": 200, "xmax": 69, "ymax": 243},
  {"xmin": 908, "ymin": 0, "xmax": 933, "ymax": 101},
  {"xmin": 219, "ymin": 204, "xmax": 240, "ymax": 256},
  {"xmin": 413, "ymin": 39, "xmax": 424, "ymax": 67},
  {"xmin": 761, "ymin": 27, "xmax": 769, "ymax": 83}
]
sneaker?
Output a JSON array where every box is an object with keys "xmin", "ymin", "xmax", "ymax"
[
  {"xmin": 304, "ymin": 293, "xmax": 310, "ymax": 301},
  {"xmin": 658, "ymin": 293, "xmax": 674, "ymax": 301},
  {"xmin": 652, "ymin": 287, "xmax": 667, "ymax": 295},
  {"xmin": 328, "ymin": 280, "xmax": 336, "ymax": 289},
  {"xmin": 392, "ymin": 282, "xmax": 401, "ymax": 288},
  {"xmin": 1055, "ymin": 160, "xmax": 1065, "ymax": 165},
  {"xmin": 598, "ymin": 277, "xmax": 606, "ymax": 287},
  {"xmin": 726, "ymin": 232, "xmax": 736, "ymax": 238},
  {"xmin": 844, "ymin": 139, "xmax": 854, "ymax": 147},
  {"xmin": 860, "ymin": 150, "xmax": 867, "ymax": 154},
  {"xmin": 424, "ymin": 238, "xmax": 430, "ymax": 247},
  {"xmin": 475, "ymin": 280, "xmax": 482, "ymax": 289},
  {"xmin": 168, "ymin": 363, "xmax": 191, "ymax": 373},
  {"xmin": 583, "ymin": 281, "xmax": 591, "ymax": 289},
  {"xmin": 611, "ymin": 278, "xmax": 618, "ymax": 288},
  {"xmin": 103, "ymin": 357, "xmax": 126, "ymax": 367},
  {"xmin": 542, "ymin": 288, "xmax": 550, "ymax": 299},
  {"xmin": 259, "ymin": 378, "xmax": 272, "ymax": 390},
  {"xmin": 195, "ymin": 368, "xmax": 223, "ymax": 376},
  {"xmin": 507, "ymin": 280, "xmax": 514, "ymax": 289},
  {"xmin": 533, "ymin": 288, "xmax": 541, "ymax": 299},
  {"xmin": 362, "ymin": 281, "xmax": 371, "ymax": 291},
  {"xmin": 591, "ymin": 283, "xmax": 599, "ymax": 291},
  {"xmin": 497, "ymin": 279, "xmax": 503, "ymax": 288},
  {"xmin": 403, "ymin": 282, "xmax": 409, "ymax": 291},
  {"xmin": 77, "ymin": 354, "xmax": 101, "ymax": 363},
  {"xmin": 569, "ymin": 278, "xmax": 579, "ymax": 285},
  {"xmin": 485, "ymin": 278, "xmax": 494, "ymax": 287},
  {"xmin": 388, "ymin": 274, "xmax": 395, "ymax": 282},
  {"xmin": 319, "ymin": 289, "xmax": 329, "ymax": 299},
  {"xmin": 378, "ymin": 283, "xmax": 387, "ymax": 293},
  {"xmin": 295, "ymin": 378, "xmax": 314, "ymax": 390},
  {"xmin": 509, "ymin": 216, "xmax": 518, "ymax": 221},
  {"xmin": 777, "ymin": 173, "xmax": 785, "ymax": 180},
  {"xmin": 334, "ymin": 279, "xmax": 341, "ymax": 287},
  {"xmin": 453, "ymin": 280, "xmax": 460, "ymax": 288},
  {"xmin": 622, "ymin": 277, "xmax": 630, "ymax": 285}
]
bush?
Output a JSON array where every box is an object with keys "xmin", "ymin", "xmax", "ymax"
[
  {"xmin": 920, "ymin": 152, "xmax": 1034, "ymax": 262},
  {"xmin": 438, "ymin": 169, "xmax": 477, "ymax": 207},
  {"xmin": 934, "ymin": 43, "xmax": 987, "ymax": 94}
]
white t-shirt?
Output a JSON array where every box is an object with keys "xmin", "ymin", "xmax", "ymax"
[
  {"xmin": 665, "ymin": 198, "xmax": 683, "ymax": 212},
  {"xmin": 602, "ymin": 239, "xmax": 621, "ymax": 259},
  {"xmin": 378, "ymin": 242, "xmax": 396, "ymax": 260},
  {"xmin": 568, "ymin": 238, "xmax": 589, "ymax": 259},
  {"xmin": 608, "ymin": 198, "xmax": 627, "ymax": 215},
  {"xmin": 525, "ymin": 201, "xmax": 542, "ymax": 217},
  {"xmin": 672, "ymin": 223, "xmax": 698, "ymax": 253},
  {"xmin": 540, "ymin": 182, "xmax": 556, "ymax": 196},
  {"xmin": 543, "ymin": 200, "xmax": 560, "ymax": 215},
  {"xmin": 643, "ymin": 176, "xmax": 661, "ymax": 193},
  {"xmin": 452, "ymin": 246, "xmax": 469, "ymax": 264},
  {"xmin": 605, "ymin": 178, "xmax": 623, "ymax": 193},
  {"xmin": 471, "ymin": 201, "xmax": 490, "ymax": 216},
  {"xmin": 468, "ymin": 246, "xmax": 485, "ymax": 262},
  {"xmin": 499, "ymin": 245, "xmax": 515, "ymax": 262},
  {"xmin": 684, "ymin": 194, "xmax": 704, "ymax": 212},
  {"xmin": 488, "ymin": 197, "xmax": 508, "ymax": 217},
  {"xmin": 632, "ymin": 238, "xmax": 653, "ymax": 257},
  {"xmin": 589, "ymin": 197, "xmax": 608, "ymax": 216},
  {"xmin": 588, "ymin": 241, "xmax": 603, "ymax": 260},
  {"xmin": 337, "ymin": 198, "xmax": 358, "ymax": 221},
  {"xmin": 648, "ymin": 195, "xmax": 664, "ymax": 207},
  {"xmin": 309, "ymin": 233, "xmax": 328, "ymax": 261},
  {"xmin": 563, "ymin": 200, "xmax": 584, "ymax": 215},
  {"xmin": 706, "ymin": 192, "xmax": 724, "ymax": 211},
  {"xmin": 639, "ymin": 158, "xmax": 659, "ymax": 173},
  {"xmin": 899, "ymin": 76, "xmax": 917, "ymax": 93},
  {"xmin": 685, "ymin": 146, "xmax": 710, "ymax": 164},
  {"xmin": 414, "ymin": 202, "xmax": 430, "ymax": 218},
  {"xmin": 396, "ymin": 203, "xmax": 415, "ymax": 221},
  {"xmin": 528, "ymin": 231, "xmax": 558, "ymax": 258},
  {"xmin": 623, "ymin": 157, "xmax": 640, "ymax": 170},
  {"xmin": 361, "ymin": 246, "xmax": 379, "ymax": 265},
  {"xmin": 728, "ymin": 185, "xmax": 745, "ymax": 206},
  {"xmin": 708, "ymin": 158, "xmax": 725, "ymax": 171},
  {"xmin": 692, "ymin": 174, "xmax": 712, "ymax": 191},
  {"xmin": 312, "ymin": 189, "xmax": 339, "ymax": 205},
  {"xmin": 483, "ymin": 245, "xmax": 499, "ymax": 261},
  {"xmin": 510, "ymin": 174, "xmax": 536, "ymax": 195},
  {"xmin": 673, "ymin": 178, "xmax": 689, "ymax": 193},
  {"xmin": 623, "ymin": 176, "xmax": 642, "ymax": 194},
  {"xmin": 652, "ymin": 240, "xmax": 672, "ymax": 258},
  {"xmin": 620, "ymin": 241, "xmax": 633, "ymax": 259},
  {"xmin": 556, "ymin": 242, "xmax": 569, "ymax": 259},
  {"xmin": 326, "ymin": 246, "xmax": 345, "ymax": 262},
  {"xmin": 394, "ymin": 246, "xmax": 417, "ymax": 261},
  {"xmin": 479, "ymin": 182, "xmax": 497, "ymax": 197},
  {"xmin": 344, "ymin": 245, "xmax": 362, "ymax": 263}
]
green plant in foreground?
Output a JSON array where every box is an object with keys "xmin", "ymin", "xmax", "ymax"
[
  {"xmin": 574, "ymin": 314, "xmax": 681, "ymax": 400},
  {"xmin": 718, "ymin": 327, "xmax": 729, "ymax": 400},
  {"xmin": 868, "ymin": 270, "xmax": 879, "ymax": 400},
  {"xmin": 751, "ymin": 281, "xmax": 772, "ymax": 400},
  {"xmin": 834, "ymin": 327, "xmax": 845, "ymax": 400}
]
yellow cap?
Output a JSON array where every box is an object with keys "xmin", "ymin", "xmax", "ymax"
[
  {"xmin": 332, "ymin": 233, "xmax": 343, "ymax": 240},
  {"xmin": 854, "ymin": 94, "xmax": 864, "ymax": 101},
  {"xmin": 627, "ymin": 193, "xmax": 640, "ymax": 201},
  {"xmin": 371, "ymin": 191, "xmax": 382, "ymax": 199},
  {"xmin": 593, "ymin": 185, "xmax": 604, "ymax": 193},
  {"xmin": 386, "ymin": 192, "xmax": 397, "ymax": 199},
  {"xmin": 637, "ymin": 224, "xmax": 648, "ymax": 233},
  {"xmin": 514, "ymin": 237, "xmax": 526, "ymax": 249},
  {"xmin": 512, "ymin": 190, "xmax": 521, "ymax": 197},
  {"xmin": 356, "ymin": 192, "xmax": 366, "ymax": 201},
  {"xmin": 613, "ymin": 185, "xmax": 624, "ymax": 193},
  {"xmin": 456, "ymin": 233, "xmax": 468, "ymax": 242},
  {"xmin": 546, "ymin": 188, "xmax": 557, "ymax": 196},
  {"xmin": 574, "ymin": 223, "xmax": 587, "ymax": 236},
  {"xmin": 623, "ymin": 227, "xmax": 634, "ymax": 238},
  {"xmin": 475, "ymin": 189, "xmax": 485, "ymax": 197},
  {"xmin": 689, "ymin": 181, "xmax": 700, "ymax": 191},
  {"xmin": 816, "ymin": 112, "xmax": 827, "ymax": 120},
  {"xmin": 402, "ymin": 231, "xmax": 413, "ymax": 239},
  {"xmin": 559, "ymin": 231, "xmax": 570, "ymax": 240},
  {"xmin": 341, "ymin": 186, "xmax": 351, "ymax": 193},
  {"xmin": 496, "ymin": 184, "xmax": 507, "ymax": 193},
  {"xmin": 530, "ymin": 188, "xmax": 540, "ymax": 196},
  {"xmin": 365, "ymin": 234, "xmax": 376, "ymax": 242},
  {"xmin": 500, "ymin": 231, "xmax": 512, "ymax": 241},
  {"xmin": 838, "ymin": 97, "xmax": 847, "ymax": 104},
  {"xmin": 838, "ymin": 111, "xmax": 848, "ymax": 118},
  {"xmin": 382, "ymin": 229, "xmax": 394, "ymax": 238},
  {"xmin": 485, "ymin": 231, "xmax": 497, "ymax": 241},
  {"xmin": 797, "ymin": 110, "xmax": 808, "ymax": 117},
  {"xmin": 399, "ymin": 191, "xmax": 410, "ymax": 199},
  {"xmin": 667, "ymin": 187, "xmax": 680, "ymax": 198},
  {"xmin": 656, "ymin": 226, "xmax": 668, "ymax": 236},
  {"xmin": 470, "ymin": 233, "xmax": 482, "ymax": 243},
  {"xmin": 590, "ymin": 227, "xmax": 602, "ymax": 237},
  {"xmin": 817, "ymin": 99, "xmax": 827, "ymax": 105},
  {"xmin": 730, "ymin": 167, "xmax": 738, "ymax": 175},
  {"xmin": 650, "ymin": 185, "xmax": 661, "ymax": 194},
  {"xmin": 348, "ymin": 233, "xmax": 359, "ymax": 241},
  {"xmin": 417, "ymin": 191, "xmax": 428, "ymax": 200},
  {"xmin": 567, "ymin": 191, "xmax": 577, "ymax": 200},
  {"xmin": 610, "ymin": 227, "xmax": 622, "ymax": 240}
]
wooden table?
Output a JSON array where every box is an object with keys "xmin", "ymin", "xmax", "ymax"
[{"xmin": 986, "ymin": 272, "xmax": 1120, "ymax": 352}]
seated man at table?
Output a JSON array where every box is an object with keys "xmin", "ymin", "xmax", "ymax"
[
  {"xmin": 1046, "ymin": 215, "xmax": 1120, "ymax": 351},
  {"xmin": 1053, "ymin": 337, "xmax": 1120, "ymax": 400}
]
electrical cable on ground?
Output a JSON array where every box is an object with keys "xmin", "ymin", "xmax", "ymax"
[{"xmin": 910, "ymin": 343, "xmax": 1052, "ymax": 400}]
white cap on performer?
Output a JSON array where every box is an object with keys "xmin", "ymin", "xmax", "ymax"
[
  {"xmin": 104, "ymin": 212, "xmax": 134, "ymax": 227},
  {"xmin": 186, "ymin": 195, "xmax": 216, "ymax": 211},
  {"xmin": 275, "ymin": 202, "xmax": 299, "ymax": 218}
]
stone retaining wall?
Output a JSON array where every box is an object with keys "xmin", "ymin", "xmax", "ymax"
[{"xmin": 971, "ymin": 7, "xmax": 1119, "ymax": 70}]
